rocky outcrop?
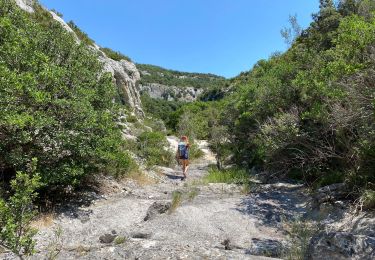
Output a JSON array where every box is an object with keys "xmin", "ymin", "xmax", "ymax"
[
  {"xmin": 140, "ymin": 83, "xmax": 203, "ymax": 102},
  {"xmin": 307, "ymin": 232, "xmax": 375, "ymax": 260},
  {"xmin": 15, "ymin": 0, "xmax": 144, "ymax": 116},
  {"xmin": 98, "ymin": 51, "xmax": 143, "ymax": 116},
  {"xmin": 15, "ymin": 0, "xmax": 34, "ymax": 13}
]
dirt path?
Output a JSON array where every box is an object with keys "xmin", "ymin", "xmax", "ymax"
[{"xmin": 3, "ymin": 139, "xmax": 308, "ymax": 260}]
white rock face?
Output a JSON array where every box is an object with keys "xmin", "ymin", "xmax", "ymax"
[
  {"xmin": 140, "ymin": 83, "xmax": 203, "ymax": 102},
  {"xmin": 99, "ymin": 53, "xmax": 144, "ymax": 116},
  {"xmin": 15, "ymin": 0, "xmax": 34, "ymax": 13},
  {"xmin": 50, "ymin": 11, "xmax": 76, "ymax": 36}
]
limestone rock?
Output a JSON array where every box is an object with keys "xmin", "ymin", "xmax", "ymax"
[
  {"xmin": 15, "ymin": 0, "xmax": 34, "ymax": 13},
  {"xmin": 307, "ymin": 231, "xmax": 375, "ymax": 260},
  {"xmin": 140, "ymin": 83, "xmax": 203, "ymax": 102},
  {"xmin": 313, "ymin": 183, "xmax": 349, "ymax": 207},
  {"xmin": 247, "ymin": 238, "xmax": 284, "ymax": 258},
  {"xmin": 144, "ymin": 201, "xmax": 171, "ymax": 221},
  {"xmin": 99, "ymin": 53, "xmax": 144, "ymax": 116},
  {"xmin": 99, "ymin": 233, "xmax": 117, "ymax": 244}
]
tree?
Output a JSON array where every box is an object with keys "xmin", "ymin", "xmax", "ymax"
[
  {"xmin": 281, "ymin": 14, "xmax": 302, "ymax": 46},
  {"xmin": 0, "ymin": 161, "xmax": 41, "ymax": 257},
  {"xmin": 338, "ymin": 0, "xmax": 358, "ymax": 16}
]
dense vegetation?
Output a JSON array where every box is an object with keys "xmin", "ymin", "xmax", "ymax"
[
  {"xmin": 100, "ymin": 47, "xmax": 132, "ymax": 62},
  {"xmin": 0, "ymin": 0, "xmax": 134, "ymax": 192},
  {"xmin": 137, "ymin": 63, "xmax": 227, "ymax": 90},
  {"xmin": 169, "ymin": 0, "xmax": 375, "ymax": 204}
]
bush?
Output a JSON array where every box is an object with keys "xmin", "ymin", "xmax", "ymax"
[
  {"xmin": 0, "ymin": 169, "xmax": 41, "ymax": 257},
  {"xmin": 141, "ymin": 93, "xmax": 184, "ymax": 131},
  {"xmin": 360, "ymin": 190, "xmax": 375, "ymax": 210},
  {"xmin": 100, "ymin": 47, "xmax": 131, "ymax": 62},
  {"xmin": 0, "ymin": 0, "xmax": 133, "ymax": 190},
  {"xmin": 189, "ymin": 143, "xmax": 204, "ymax": 160},
  {"xmin": 204, "ymin": 167, "xmax": 249, "ymax": 184},
  {"xmin": 136, "ymin": 131, "xmax": 174, "ymax": 167},
  {"xmin": 284, "ymin": 219, "xmax": 321, "ymax": 260}
]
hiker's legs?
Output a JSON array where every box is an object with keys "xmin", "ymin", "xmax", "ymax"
[
  {"xmin": 183, "ymin": 160, "xmax": 189, "ymax": 176},
  {"xmin": 182, "ymin": 162, "xmax": 186, "ymax": 176}
]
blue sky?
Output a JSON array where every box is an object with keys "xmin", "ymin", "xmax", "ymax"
[{"xmin": 40, "ymin": 0, "xmax": 319, "ymax": 78}]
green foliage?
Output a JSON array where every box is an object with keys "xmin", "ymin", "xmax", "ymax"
[
  {"xmin": 137, "ymin": 63, "xmax": 227, "ymax": 90},
  {"xmin": 204, "ymin": 167, "xmax": 249, "ymax": 184},
  {"xmin": 114, "ymin": 236, "xmax": 126, "ymax": 245},
  {"xmin": 188, "ymin": 143, "xmax": 204, "ymax": 160},
  {"xmin": 284, "ymin": 219, "xmax": 321, "ymax": 260},
  {"xmin": 136, "ymin": 131, "xmax": 174, "ymax": 167},
  {"xmin": 141, "ymin": 93, "xmax": 185, "ymax": 131},
  {"xmin": 218, "ymin": 6, "xmax": 375, "ymax": 192},
  {"xmin": 67, "ymin": 20, "xmax": 95, "ymax": 46},
  {"xmin": 100, "ymin": 47, "xmax": 131, "ymax": 62},
  {"xmin": 360, "ymin": 190, "xmax": 375, "ymax": 209},
  {"xmin": 0, "ymin": 170, "xmax": 41, "ymax": 257},
  {"xmin": 0, "ymin": 0, "xmax": 134, "ymax": 189}
]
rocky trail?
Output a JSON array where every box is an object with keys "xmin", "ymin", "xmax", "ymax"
[{"xmin": 2, "ymin": 139, "xmax": 374, "ymax": 260}]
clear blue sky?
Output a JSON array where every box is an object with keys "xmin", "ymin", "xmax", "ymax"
[{"xmin": 40, "ymin": 0, "xmax": 319, "ymax": 78}]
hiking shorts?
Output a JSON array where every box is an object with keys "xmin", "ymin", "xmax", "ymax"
[{"xmin": 179, "ymin": 154, "xmax": 189, "ymax": 160}]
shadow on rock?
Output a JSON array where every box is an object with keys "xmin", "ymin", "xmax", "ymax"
[{"xmin": 235, "ymin": 183, "xmax": 308, "ymax": 228}]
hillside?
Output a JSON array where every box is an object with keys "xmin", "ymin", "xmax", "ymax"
[
  {"xmin": 1, "ymin": 0, "xmax": 374, "ymax": 259},
  {"xmin": 137, "ymin": 64, "xmax": 227, "ymax": 102}
]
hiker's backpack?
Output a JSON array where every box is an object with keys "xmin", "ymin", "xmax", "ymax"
[{"xmin": 178, "ymin": 142, "xmax": 188, "ymax": 158}]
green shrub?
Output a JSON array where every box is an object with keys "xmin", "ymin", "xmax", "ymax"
[
  {"xmin": 204, "ymin": 167, "xmax": 249, "ymax": 184},
  {"xmin": 141, "ymin": 93, "xmax": 185, "ymax": 131},
  {"xmin": 0, "ymin": 170, "xmax": 41, "ymax": 257},
  {"xmin": 0, "ymin": 0, "xmax": 133, "ymax": 189},
  {"xmin": 284, "ymin": 219, "xmax": 321, "ymax": 260},
  {"xmin": 114, "ymin": 236, "xmax": 126, "ymax": 245},
  {"xmin": 100, "ymin": 47, "xmax": 131, "ymax": 62},
  {"xmin": 189, "ymin": 143, "xmax": 204, "ymax": 160},
  {"xmin": 360, "ymin": 190, "xmax": 375, "ymax": 209},
  {"xmin": 136, "ymin": 131, "xmax": 174, "ymax": 167}
]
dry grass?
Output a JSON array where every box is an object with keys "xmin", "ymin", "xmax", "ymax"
[
  {"xmin": 75, "ymin": 245, "xmax": 91, "ymax": 256},
  {"xmin": 126, "ymin": 170, "xmax": 157, "ymax": 186},
  {"xmin": 169, "ymin": 191, "xmax": 183, "ymax": 214},
  {"xmin": 31, "ymin": 212, "xmax": 56, "ymax": 229},
  {"xmin": 283, "ymin": 219, "xmax": 321, "ymax": 260},
  {"xmin": 187, "ymin": 187, "xmax": 199, "ymax": 201}
]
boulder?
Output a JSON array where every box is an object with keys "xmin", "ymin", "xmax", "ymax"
[
  {"xmin": 307, "ymin": 231, "xmax": 375, "ymax": 260},
  {"xmin": 144, "ymin": 201, "xmax": 171, "ymax": 221},
  {"xmin": 313, "ymin": 183, "xmax": 349, "ymax": 207},
  {"xmin": 99, "ymin": 233, "xmax": 117, "ymax": 244},
  {"xmin": 246, "ymin": 238, "xmax": 284, "ymax": 258}
]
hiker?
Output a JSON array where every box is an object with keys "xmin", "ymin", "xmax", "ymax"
[{"xmin": 176, "ymin": 136, "xmax": 190, "ymax": 180}]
